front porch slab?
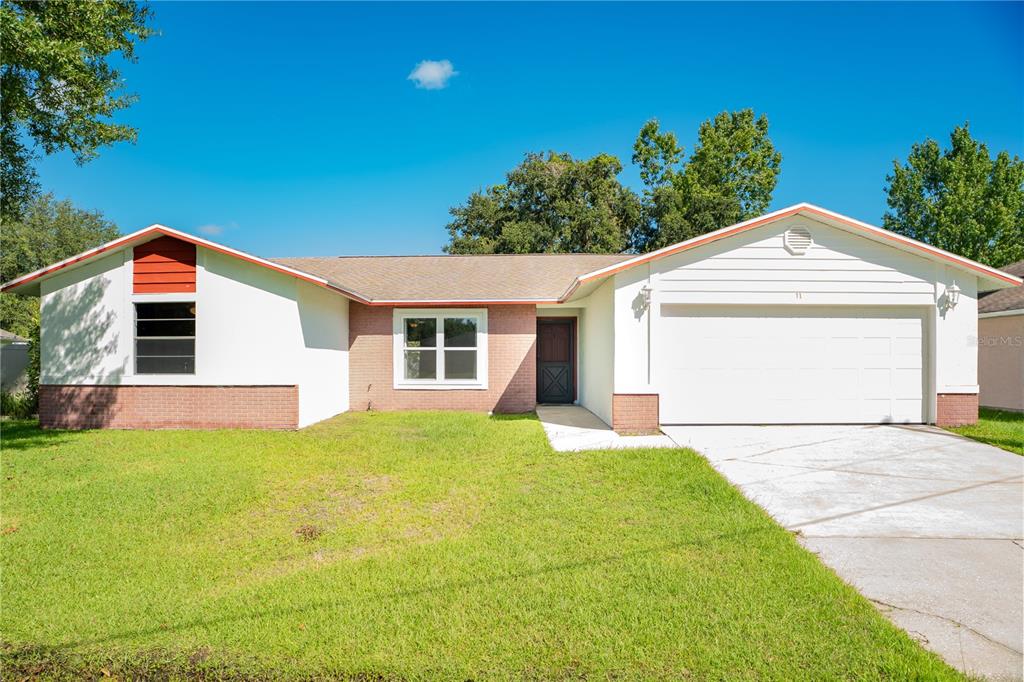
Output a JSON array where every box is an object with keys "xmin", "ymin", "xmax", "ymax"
[{"xmin": 536, "ymin": 404, "xmax": 676, "ymax": 452}]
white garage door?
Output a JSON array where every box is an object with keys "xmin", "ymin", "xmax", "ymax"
[{"xmin": 657, "ymin": 306, "xmax": 925, "ymax": 424}]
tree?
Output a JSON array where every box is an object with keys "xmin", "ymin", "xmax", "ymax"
[
  {"xmin": 1, "ymin": 194, "xmax": 120, "ymax": 338},
  {"xmin": 0, "ymin": 0, "xmax": 154, "ymax": 219},
  {"xmin": 630, "ymin": 110, "xmax": 782, "ymax": 251},
  {"xmin": 445, "ymin": 152, "xmax": 642, "ymax": 254},
  {"xmin": 884, "ymin": 124, "xmax": 1024, "ymax": 268}
]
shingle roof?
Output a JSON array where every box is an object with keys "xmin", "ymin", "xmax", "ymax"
[
  {"xmin": 272, "ymin": 253, "xmax": 632, "ymax": 302},
  {"xmin": 978, "ymin": 260, "xmax": 1024, "ymax": 314}
]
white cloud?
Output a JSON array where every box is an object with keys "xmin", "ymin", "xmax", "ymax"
[
  {"xmin": 408, "ymin": 59, "xmax": 457, "ymax": 90},
  {"xmin": 197, "ymin": 223, "xmax": 226, "ymax": 236}
]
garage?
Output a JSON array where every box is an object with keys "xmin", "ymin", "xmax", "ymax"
[{"xmin": 657, "ymin": 306, "xmax": 926, "ymax": 424}]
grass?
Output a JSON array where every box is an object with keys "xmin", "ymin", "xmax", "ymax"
[
  {"xmin": 0, "ymin": 412, "xmax": 961, "ymax": 680},
  {"xmin": 947, "ymin": 407, "xmax": 1024, "ymax": 455}
]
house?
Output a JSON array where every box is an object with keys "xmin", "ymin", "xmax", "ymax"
[
  {"xmin": 2, "ymin": 203, "xmax": 1020, "ymax": 432},
  {"xmin": 977, "ymin": 259, "xmax": 1024, "ymax": 412},
  {"xmin": 0, "ymin": 329, "xmax": 31, "ymax": 394}
]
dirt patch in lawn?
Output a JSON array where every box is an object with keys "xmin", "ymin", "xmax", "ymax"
[{"xmin": 210, "ymin": 473, "xmax": 483, "ymax": 591}]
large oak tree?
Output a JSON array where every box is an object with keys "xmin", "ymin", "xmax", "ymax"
[{"xmin": 445, "ymin": 151, "xmax": 642, "ymax": 254}]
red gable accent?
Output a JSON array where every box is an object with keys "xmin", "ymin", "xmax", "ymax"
[{"xmin": 133, "ymin": 236, "xmax": 196, "ymax": 294}]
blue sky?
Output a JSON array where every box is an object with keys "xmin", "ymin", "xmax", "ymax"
[{"xmin": 36, "ymin": 1, "xmax": 1024, "ymax": 257}]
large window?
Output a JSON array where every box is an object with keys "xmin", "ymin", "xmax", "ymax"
[
  {"xmin": 135, "ymin": 302, "xmax": 195, "ymax": 374},
  {"xmin": 393, "ymin": 309, "xmax": 487, "ymax": 389}
]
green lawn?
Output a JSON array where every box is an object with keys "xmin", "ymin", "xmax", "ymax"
[
  {"xmin": 948, "ymin": 408, "xmax": 1024, "ymax": 455},
  {"xmin": 1, "ymin": 412, "xmax": 960, "ymax": 680}
]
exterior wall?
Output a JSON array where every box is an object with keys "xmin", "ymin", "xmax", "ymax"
[
  {"xmin": 577, "ymin": 281, "xmax": 614, "ymax": 425},
  {"xmin": 612, "ymin": 394, "xmax": 659, "ymax": 433},
  {"xmin": 978, "ymin": 313, "xmax": 1024, "ymax": 411},
  {"xmin": 348, "ymin": 303, "xmax": 535, "ymax": 413},
  {"xmin": 610, "ymin": 215, "xmax": 983, "ymax": 425},
  {"xmin": 39, "ymin": 385, "xmax": 297, "ymax": 429},
  {"xmin": 932, "ymin": 266, "xmax": 979, "ymax": 408},
  {"xmin": 39, "ymin": 244, "xmax": 349, "ymax": 428},
  {"xmin": 935, "ymin": 393, "xmax": 979, "ymax": 427},
  {"xmin": 613, "ymin": 265, "xmax": 653, "ymax": 395}
]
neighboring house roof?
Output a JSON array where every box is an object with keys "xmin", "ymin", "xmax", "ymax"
[
  {"xmin": 0, "ymin": 329, "xmax": 29, "ymax": 344},
  {"xmin": 978, "ymin": 260, "xmax": 1024, "ymax": 315},
  {"xmin": 273, "ymin": 254, "xmax": 631, "ymax": 303},
  {"xmin": 2, "ymin": 203, "xmax": 1020, "ymax": 304}
]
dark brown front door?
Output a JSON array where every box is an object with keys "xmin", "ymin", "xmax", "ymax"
[{"xmin": 537, "ymin": 319, "xmax": 574, "ymax": 404}]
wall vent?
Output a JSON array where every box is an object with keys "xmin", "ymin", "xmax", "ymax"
[{"xmin": 783, "ymin": 225, "xmax": 813, "ymax": 255}]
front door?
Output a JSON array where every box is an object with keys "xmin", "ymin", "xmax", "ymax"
[{"xmin": 537, "ymin": 319, "xmax": 575, "ymax": 404}]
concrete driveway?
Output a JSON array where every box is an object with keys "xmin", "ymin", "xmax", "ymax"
[{"xmin": 663, "ymin": 424, "xmax": 1024, "ymax": 680}]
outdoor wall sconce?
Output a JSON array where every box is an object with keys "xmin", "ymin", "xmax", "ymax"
[
  {"xmin": 946, "ymin": 281, "xmax": 961, "ymax": 309},
  {"xmin": 640, "ymin": 284, "xmax": 653, "ymax": 308}
]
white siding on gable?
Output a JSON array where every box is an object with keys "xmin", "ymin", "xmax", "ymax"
[{"xmin": 653, "ymin": 216, "xmax": 936, "ymax": 306}]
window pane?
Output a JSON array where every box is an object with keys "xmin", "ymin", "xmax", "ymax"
[
  {"xmin": 404, "ymin": 318, "xmax": 436, "ymax": 348},
  {"xmin": 137, "ymin": 356, "xmax": 195, "ymax": 374},
  {"xmin": 136, "ymin": 339, "xmax": 195, "ymax": 356},
  {"xmin": 404, "ymin": 350, "xmax": 436, "ymax": 379},
  {"xmin": 137, "ymin": 319, "xmax": 195, "ymax": 337},
  {"xmin": 136, "ymin": 302, "xmax": 195, "ymax": 319},
  {"xmin": 444, "ymin": 350, "xmax": 476, "ymax": 380},
  {"xmin": 444, "ymin": 317, "xmax": 477, "ymax": 348}
]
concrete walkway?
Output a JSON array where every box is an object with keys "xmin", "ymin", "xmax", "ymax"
[
  {"xmin": 664, "ymin": 424, "xmax": 1024, "ymax": 680},
  {"xmin": 536, "ymin": 405, "xmax": 676, "ymax": 452}
]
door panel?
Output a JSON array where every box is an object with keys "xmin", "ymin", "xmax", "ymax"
[
  {"xmin": 656, "ymin": 306, "xmax": 925, "ymax": 424},
  {"xmin": 537, "ymin": 320, "xmax": 574, "ymax": 403}
]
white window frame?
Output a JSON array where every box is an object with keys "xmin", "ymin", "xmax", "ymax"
[{"xmin": 392, "ymin": 308, "xmax": 488, "ymax": 390}]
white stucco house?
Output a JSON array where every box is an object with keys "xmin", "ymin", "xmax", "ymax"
[{"xmin": 2, "ymin": 203, "xmax": 1020, "ymax": 431}]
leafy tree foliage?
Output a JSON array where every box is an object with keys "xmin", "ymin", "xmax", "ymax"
[
  {"xmin": 884, "ymin": 124, "xmax": 1024, "ymax": 268},
  {"xmin": 445, "ymin": 152, "xmax": 642, "ymax": 254},
  {"xmin": 1, "ymin": 194, "xmax": 120, "ymax": 338},
  {"xmin": 0, "ymin": 0, "xmax": 154, "ymax": 219},
  {"xmin": 630, "ymin": 110, "xmax": 782, "ymax": 251}
]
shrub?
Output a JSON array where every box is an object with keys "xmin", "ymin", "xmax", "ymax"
[{"xmin": 0, "ymin": 391, "xmax": 36, "ymax": 419}]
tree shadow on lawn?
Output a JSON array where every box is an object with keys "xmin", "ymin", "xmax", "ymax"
[
  {"xmin": 55, "ymin": 526, "xmax": 775, "ymax": 651},
  {"xmin": 0, "ymin": 420, "xmax": 74, "ymax": 452}
]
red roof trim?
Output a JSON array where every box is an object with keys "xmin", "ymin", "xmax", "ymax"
[{"xmin": 572, "ymin": 204, "xmax": 1022, "ymax": 289}]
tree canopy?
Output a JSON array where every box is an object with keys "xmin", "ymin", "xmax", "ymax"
[
  {"xmin": 445, "ymin": 111, "xmax": 782, "ymax": 255},
  {"xmin": 445, "ymin": 151, "xmax": 642, "ymax": 254},
  {"xmin": 630, "ymin": 110, "xmax": 782, "ymax": 252},
  {"xmin": 884, "ymin": 123, "xmax": 1024, "ymax": 269},
  {"xmin": 1, "ymin": 194, "xmax": 120, "ymax": 338},
  {"xmin": 0, "ymin": 0, "xmax": 154, "ymax": 219}
]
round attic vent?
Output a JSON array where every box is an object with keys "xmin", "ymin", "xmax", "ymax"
[{"xmin": 784, "ymin": 225, "xmax": 813, "ymax": 255}]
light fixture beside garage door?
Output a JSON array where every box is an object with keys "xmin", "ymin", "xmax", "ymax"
[{"xmin": 783, "ymin": 225, "xmax": 814, "ymax": 255}]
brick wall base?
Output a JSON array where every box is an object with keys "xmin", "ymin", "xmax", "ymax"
[
  {"xmin": 612, "ymin": 394, "xmax": 660, "ymax": 434},
  {"xmin": 348, "ymin": 304, "xmax": 536, "ymax": 414},
  {"xmin": 39, "ymin": 385, "xmax": 299, "ymax": 430},
  {"xmin": 936, "ymin": 393, "xmax": 979, "ymax": 427}
]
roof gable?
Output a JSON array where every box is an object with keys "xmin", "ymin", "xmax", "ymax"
[
  {"xmin": 569, "ymin": 203, "xmax": 1022, "ymax": 295},
  {"xmin": 0, "ymin": 225, "xmax": 366, "ymax": 301}
]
